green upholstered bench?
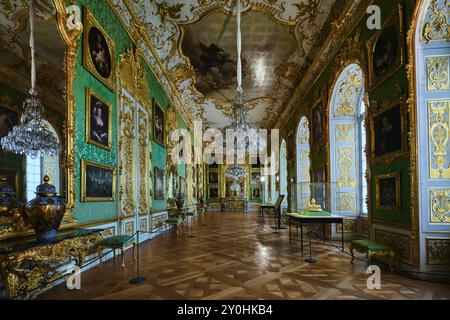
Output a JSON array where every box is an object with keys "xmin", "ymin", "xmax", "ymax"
[
  {"xmin": 349, "ymin": 240, "xmax": 395, "ymax": 270},
  {"xmin": 98, "ymin": 235, "xmax": 136, "ymax": 268}
]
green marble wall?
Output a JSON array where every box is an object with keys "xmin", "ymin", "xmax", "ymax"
[
  {"xmin": 281, "ymin": 0, "xmax": 413, "ymax": 226},
  {"xmin": 73, "ymin": 1, "xmax": 188, "ymax": 221}
]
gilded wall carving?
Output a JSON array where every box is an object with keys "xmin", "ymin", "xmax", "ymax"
[
  {"xmin": 427, "ymin": 56, "xmax": 450, "ymax": 91},
  {"xmin": 426, "ymin": 238, "xmax": 450, "ymax": 265},
  {"xmin": 118, "ymin": 93, "xmax": 135, "ymax": 217},
  {"xmin": 374, "ymin": 229, "xmax": 411, "ymax": 263},
  {"xmin": 428, "ymin": 100, "xmax": 450, "ymax": 179},
  {"xmin": 336, "ymin": 192, "xmax": 357, "ymax": 212},
  {"xmin": 333, "ymin": 65, "xmax": 363, "ymax": 118},
  {"xmin": 335, "ymin": 124, "xmax": 355, "ymax": 142},
  {"xmin": 422, "ymin": 0, "xmax": 450, "ymax": 43},
  {"xmin": 337, "ymin": 147, "xmax": 355, "ymax": 188},
  {"xmin": 430, "ymin": 189, "xmax": 450, "ymax": 223}
]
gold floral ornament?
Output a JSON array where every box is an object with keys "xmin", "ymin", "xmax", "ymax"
[
  {"xmin": 430, "ymin": 189, "xmax": 450, "ymax": 223},
  {"xmin": 422, "ymin": 0, "xmax": 450, "ymax": 43},
  {"xmin": 427, "ymin": 56, "xmax": 450, "ymax": 91},
  {"xmin": 428, "ymin": 100, "xmax": 450, "ymax": 179}
]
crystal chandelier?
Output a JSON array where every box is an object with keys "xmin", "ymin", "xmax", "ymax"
[
  {"xmin": 0, "ymin": 0, "xmax": 59, "ymax": 159},
  {"xmin": 223, "ymin": 0, "xmax": 266, "ymax": 159},
  {"xmin": 225, "ymin": 164, "xmax": 248, "ymax": 181}
]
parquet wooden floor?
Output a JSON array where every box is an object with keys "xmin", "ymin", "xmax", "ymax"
[{"xmin": 40, "ymin": 212, "xmax": 450, "ymax": 300}]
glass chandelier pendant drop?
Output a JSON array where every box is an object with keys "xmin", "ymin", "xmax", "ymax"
[{"xmin": 0, "ymin": 0, "xmax": 59, "ymax": 159}]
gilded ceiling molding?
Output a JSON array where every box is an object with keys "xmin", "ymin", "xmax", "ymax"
[
  {"xmin": 107, "ymin": 0, "xmax": 347, "ymax": 129},
  {"xmin": 275, "ymin": 0, "xmax": 371, "ymax": 129}
]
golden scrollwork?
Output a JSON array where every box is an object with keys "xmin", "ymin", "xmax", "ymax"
[
  {"xmin": 336, "ymin": 192, "xmax": 357, "ymax": 212},
  {"xmin": 337, "ymin": 147, "xmax": 355, "ymax": 188},
  {"xmin": 138, "ymin": 111, "xmax": 149, "ymax": 214},
  {"xmin": 0, "ymin": 231, "xmax": 101, "ymax": 300},
  {"xmin": 428, "ymin": 100, "xmax": 450, "ymax": 179},
  {"xmin": 427, "ymin": 56, "xmax": 450, "ymax": 91},
  {"xmin": 429, "ymin": 189, "xmax": 450, "ymax": 223},
  {"xmin": 422, "ymin": 0, "xmax": 450, "ymax": 43},
  {"xmin": 335, "ymin": 124, "xmax": 355, "ymax": 142},
  {"xmin": 54, "ymin": 0, "xmax": 83, "ymax": 225},
  {"xmin": 426, "ymin": 237, "xmax": 450, "ymax": 265},
  {"xmin": 118, "ymin": 94, "xmax": 135, "ymax": 216}
]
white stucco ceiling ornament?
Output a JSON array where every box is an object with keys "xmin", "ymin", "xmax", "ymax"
[{"xmin": 109, "ymin": 0, "xmax": 367, "ymax": 129}]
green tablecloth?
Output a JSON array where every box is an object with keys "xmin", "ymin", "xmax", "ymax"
[{"xmin": 296, "ymin": 210, "xmax": 333, "ymax": 217}]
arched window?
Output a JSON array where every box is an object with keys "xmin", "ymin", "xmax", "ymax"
[
  {"xmin": 414, "ymin": 0, "xmax": 450, "ymax": 269},
  {"xmin": 279, "ymin": 139, "xmax": 288, "ymax": 208},
  {"xmin": 296, "ymin": 116, "xmax": 311, "ymax": 210},
  {"xmin": 329, "ymin": 64, "xmax": 365, "ymax": 217},
  {"xmin": 26, "ymin": 121, "xmax": 60, "ymax": 200}
]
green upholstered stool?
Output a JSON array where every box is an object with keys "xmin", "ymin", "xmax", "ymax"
[
  {"xmin": 98, "ymin": 235, "xmax": 136, "ymax": 268},
  {"xmin": 349, "ymin": 240, "xmax": 395, "ymax": 270},
  {"xmin": 165, "ymin": 216, "xmax": 181, "ymax": 236}
]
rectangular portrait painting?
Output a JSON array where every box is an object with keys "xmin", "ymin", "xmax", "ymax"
[{"xmin": 86, "ymin": 89, "xmax": 111, "ymax": 150}]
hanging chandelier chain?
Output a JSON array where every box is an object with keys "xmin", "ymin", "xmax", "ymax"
[{"xmin": 0, "ymin": 0, "xmax": 60, "ymax": 159}]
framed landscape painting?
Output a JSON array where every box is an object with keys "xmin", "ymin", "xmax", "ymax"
[{"xmin": 81, "ymin": 160, "xmax": 115, "ymax": 202}]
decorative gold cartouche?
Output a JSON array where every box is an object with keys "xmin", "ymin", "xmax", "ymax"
[{"xmin": 306, "ymin": 198, "xmax": 323, "ymax": 212}]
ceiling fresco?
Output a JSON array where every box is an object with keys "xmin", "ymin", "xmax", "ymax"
[
  {"xmin": 0, "ymin": 0, "xmax": 66, "ymax": 112},
  {"xmin": 109, "ymin": 0, "xmax": 368, "ymax": 129},
  {"xmin": 181, "ymin": 10, "xmax": 294, "ymax": 102}
]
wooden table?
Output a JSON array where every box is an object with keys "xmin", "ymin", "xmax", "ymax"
[{"xmin": 287, "ymin": 212, "xmax": 345, "ymax": 252}]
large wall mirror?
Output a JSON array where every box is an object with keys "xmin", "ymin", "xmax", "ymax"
[{"xmin": 0, "ymin": 0, "xmax": 78, "ymax": 237}]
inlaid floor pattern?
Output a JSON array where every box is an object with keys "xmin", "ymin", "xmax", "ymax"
[{"xmin": 41, "ymin": 212, "xmax": 450, "ymax": 300}]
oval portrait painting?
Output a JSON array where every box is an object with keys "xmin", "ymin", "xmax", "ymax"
[
  {"xmin": 88, "ymin": 26, "xmax": 112, "ymax": 78},
  {"xmin": 372, "ymin": 25, "xmax": 399, "ymax": 77}
]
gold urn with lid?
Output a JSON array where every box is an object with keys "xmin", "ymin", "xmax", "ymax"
[
  {"xmin": 0, "ymin": 176, "xmax": 23, "ymax": 232},
  {"xmin": 23, "ymin": 175, "xmax": 66, "ymax": 242}
]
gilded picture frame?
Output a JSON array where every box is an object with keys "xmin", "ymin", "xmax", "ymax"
[
  {"xmin": 83, "ymin": 7, "xmax": 116, "ymax": 91},
  {"xmin": 153, "ymin": 99, "xmax": 166, "ymax": 147},
  {"xmin": 311, "ymin": 85, "xmax": 328, "ymax": 151},
  {"xmin": 81, "ymin": 160, "xmax": 116, "ymax": 202},
  {"xmin": 375, "ymin": 172, "xmax": 401, "ymax": 212},
  {"xmin": 366, "ymin": 4, "xmax": 404, "ymax": 90},
  {"xmin": 85, "ymin": 88, "xmax": 112, "ymax": 151},
  {"xmin": 369, "ymin": 92, "xmax": 407, "ymax": 164}
]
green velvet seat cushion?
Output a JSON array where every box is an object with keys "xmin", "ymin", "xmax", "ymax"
[
  {"xmin": 351, "ymin": 240, "xmax": 391, "ymax": 252},
  {"xmin": 100, "ymin": 235, "xmax": 134, "ymax": 246},
  {"xmin": 165, "ymin": 218, "xmax": 180, "ymax": 223},
  {"xmin": 298, "ymin": 211, "xmax": 332, "ymax": 217},
  {"xmin": 187, "ymin": 212, "xmax": 195, "ymax": 216}
]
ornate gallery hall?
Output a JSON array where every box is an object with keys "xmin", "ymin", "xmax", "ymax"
[{"xmin": 0, "ymin": 0, "xmax": 449, "ymax": 303}]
